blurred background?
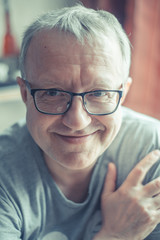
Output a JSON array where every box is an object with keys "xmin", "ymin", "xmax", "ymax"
[{"xmin": 0, "ymin": 0, "xmax": 160, "ymax": 132}]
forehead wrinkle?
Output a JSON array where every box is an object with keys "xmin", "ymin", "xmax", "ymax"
[{"xmin": 38, "ymin": 53, "xmax": 110, "ymax": 67}]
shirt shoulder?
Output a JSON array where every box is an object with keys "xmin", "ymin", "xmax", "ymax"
[
  {"xmin": 104, "ymin": 107, "xmax": 160, "ymax": 187},
  {"xmin": 0, "ymin": 121, "xmax": 43, "ymax": 195},
  {"xmin": 119, "ymin": 107, "xmax": 160, "ymax": 152},
  {"xmin": 0, "ymin": 120, "xmax": 28, "ymax": 158},
  {"xmin": 122, "ymin": 106, "xmax": 160, "ymax": 127},
  {"xmin": 121, "ymin": 107, "xmax": 160, "ymax": 156}
]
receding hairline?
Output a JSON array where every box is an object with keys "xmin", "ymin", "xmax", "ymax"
[
  {"xmin": 19, "ymin": 5, "xmax": 131, "ymax": 80},
  {"xmin": 24, "ymin": 28, "xmax": 123, "ymax": 75}
]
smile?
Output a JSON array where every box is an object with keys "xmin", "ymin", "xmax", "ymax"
[{"xmin": 55, "ymin": 132, "xmax": 96, "ymax": 144}]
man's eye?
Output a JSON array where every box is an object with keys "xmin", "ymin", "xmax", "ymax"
[
  {"xmin": 93, "ymin": 91, "xmax": 106, "ymax": 97},
  {"xmin": 46, "ymin": 90, "xmax": 60, "ymax": 96},
  {"xmin": 89, "ymin": 91, "xmax": 109, "ymax": 97}
]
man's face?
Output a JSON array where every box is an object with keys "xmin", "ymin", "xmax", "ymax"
[{"xmin": 19, "ymin": 31, "xmax": 125, "ymax": 171}]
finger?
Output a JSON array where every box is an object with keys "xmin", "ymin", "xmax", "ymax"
[
  {"xmin": 102, "ymin": 162, "xmax": 117, "ymax": 197},
  {"xmin": 124, "ymin": 150, "xmax": 160, "ymax": 187},
  {"xmin": 143, "ymin": 177, "xmax": 160, "ymax": 197}
]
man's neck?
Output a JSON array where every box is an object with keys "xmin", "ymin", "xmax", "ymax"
[{"xmin": 44, "ymin": 154, "xmax": 95, "ymax": 203}]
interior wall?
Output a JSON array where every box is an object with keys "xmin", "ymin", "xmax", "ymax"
[{"xmin": 0, "ymin": 0, "xmax": 76, "ymax": 56}]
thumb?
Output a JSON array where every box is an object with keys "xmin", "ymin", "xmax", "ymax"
[{"xmin": 102, "ymin": 162, "xmax": 117, "ymax": 197}]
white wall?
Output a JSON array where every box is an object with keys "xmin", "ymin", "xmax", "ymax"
[{"xmin": 0, "ymin": 0, "xmax": 77, "ymax": 56}]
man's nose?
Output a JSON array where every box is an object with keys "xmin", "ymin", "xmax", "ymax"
[{"xmin": 62, "ymin": 96, "xmax": 92, "ymax": 130}]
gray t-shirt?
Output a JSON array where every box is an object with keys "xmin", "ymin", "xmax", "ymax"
[{"xmin": 0, "ymin": 107, "xmax": 160, "ymax": 240}]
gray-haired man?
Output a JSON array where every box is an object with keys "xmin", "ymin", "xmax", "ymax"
[{"xmin": 0, "ymin": 5, "xmax": 160, "ymax": 240}]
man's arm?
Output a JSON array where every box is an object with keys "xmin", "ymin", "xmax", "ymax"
[
  {"xmin": 0, "ymin": 186, "xmax": 22, "ymax": 239},
  {"xmin": 93, "ymin": 150, "xmax": 160, "ymax": 240}
]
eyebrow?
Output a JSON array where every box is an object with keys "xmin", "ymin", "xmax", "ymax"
[
  {"xmin": 28, "ymin": 79, "xmax": 62, "ymax": 89},
  {"xmin": 28, "ymin": 76, "xmax": 119, "ymax": 90}
]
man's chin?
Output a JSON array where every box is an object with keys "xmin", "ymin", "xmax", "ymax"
[{"xmin": 46, "ymin": 149, "xmax": 99, "ymax": 171}]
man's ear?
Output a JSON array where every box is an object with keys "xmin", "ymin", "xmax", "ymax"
[
  {"xmin": 17, "ymin": 77, "xmax": 28, "ymax": 104},
  {"xmin": 121, "ymin": 77, "xmax": 132, "ymax": 104}
]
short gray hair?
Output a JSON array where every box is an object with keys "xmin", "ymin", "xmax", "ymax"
[{"xmin": 19, "ymin": 4, "xmax": 131, "ymax": 80}]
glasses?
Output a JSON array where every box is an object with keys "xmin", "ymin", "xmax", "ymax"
[{"xmin": 24, "ymin": 80, "xmax": 123, "ymax": 116}]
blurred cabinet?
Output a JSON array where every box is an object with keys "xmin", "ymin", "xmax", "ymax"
[{"xmin": 0, "ymin": 56, "xmax": 19, "ymax": 87}]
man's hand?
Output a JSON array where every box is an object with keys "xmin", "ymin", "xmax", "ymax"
[{"xmin": 93, "ymin": 150, "xmax": 160, "ymax": 240}]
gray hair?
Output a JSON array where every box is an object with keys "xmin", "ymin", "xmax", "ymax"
[{"xmin": 19, "ymin": 4, "xmax": 131, "ymax": 80}]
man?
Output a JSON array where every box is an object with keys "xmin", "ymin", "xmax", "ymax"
[{"xmin": 0, "ymin": 4, "xmax": 160, "ymax": 240}]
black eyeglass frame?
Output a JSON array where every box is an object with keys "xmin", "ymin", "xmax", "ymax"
[{"xmin": 24, "ymin": 80, "xmax": 123, "ymax": 116}]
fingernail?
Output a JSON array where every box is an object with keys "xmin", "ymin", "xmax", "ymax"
[{"xmin": 153, "ymin": 150, "xmax": 160, "ymax": 157}]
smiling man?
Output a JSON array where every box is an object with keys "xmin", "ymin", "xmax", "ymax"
[{"xmin": 0, "ymin": 5, "xmax": 160, "ymax": 240}]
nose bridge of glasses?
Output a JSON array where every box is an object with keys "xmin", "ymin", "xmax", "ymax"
[
  {"xmin": 71, "ymin": 92, "xmax": 85, "ymax": 98},
  {"xmin": 70, "ymin": 92, "xmax": 85, "ymax": 105},
  {"xmin": 66, "ymin": 92, "xmax": 87, "ymax": 114},
  {"xmin": 70, "ymin": 91, "xmax": 84, "ymax": 102}
]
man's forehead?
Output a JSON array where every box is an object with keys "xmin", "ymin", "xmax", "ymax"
[
  {"xmin": 27, "ymin": 30, "xmax": 121, "ymax": 64},
  {"xmin": 25, "ymin": 30, "xmax": 123, "ymax": 85}
]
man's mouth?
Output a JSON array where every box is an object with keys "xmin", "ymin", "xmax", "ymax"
[{"xmin": 55, "ymin": 132, "xmax": 97, "ymax": 144}]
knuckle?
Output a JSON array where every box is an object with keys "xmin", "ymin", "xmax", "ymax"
[
  {"xmin": 118, "ymin": 188, "xmax": 129, "ymax": 198},
  {"xmin": 139, "ymin": 205, "xmax": 157, "ymax": 225},
  {"xmin": 146, "ymin": 213, "xmax": 156, "ymax": 225},
  {"xmin": 134, "ymin": 166, "xmax": 144, "ymax": 176},
  {"xmin": 131, "ymin": 196, "xmax": 140, "ymax": 205},
  {"xmin": 140, "ymin": 206, "xmax": 152, "ymax": 222},
  {"xmin": 154, "ymin": 178, "xmax": 160, "ymax": 189},
  {"xmin": 144, "ymin": 214, "xmax": 153, "ymax": 225}
]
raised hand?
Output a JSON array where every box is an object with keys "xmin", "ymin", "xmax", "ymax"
[{"xmin": 94, "ymin": 150, "xmax": 160, "ymax": 240}]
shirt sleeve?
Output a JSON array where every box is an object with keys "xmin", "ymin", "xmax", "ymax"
[{"xmin": 0, "ymin": 185, "xmax": 22, "ymax": 239}]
